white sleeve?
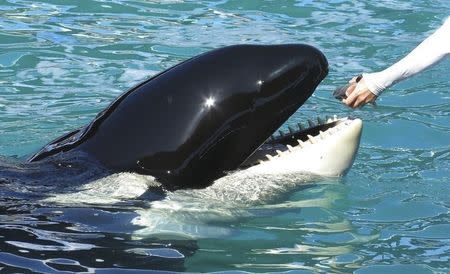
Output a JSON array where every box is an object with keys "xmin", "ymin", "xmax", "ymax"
[{"xmin": 363, "ymin": 16, "xmax": 450, "ymax": 96}]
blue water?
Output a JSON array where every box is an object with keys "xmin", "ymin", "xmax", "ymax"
[{"xmin": 1, "ymin": 0, "xmax": 449, "ymax": 273}]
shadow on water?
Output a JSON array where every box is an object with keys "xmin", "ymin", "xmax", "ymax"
[
  {"xmin": 0, "ymin": 208, "xmax": 197, "ymax": 272},
  {"xmin": 0, "ymin": 199, "xmax": 199, "ymax": 272},
  {"xmin": 0, "ymin": 154, "xmax": 202, "ymax": 272},
  {"xmin": 0, "ymin": 153, "xmax": 110, "ymax": 198}
]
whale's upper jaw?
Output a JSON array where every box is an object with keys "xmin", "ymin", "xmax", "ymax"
[
  {"xmin": 241, "ymin": 116, "xmax": 363, "ymax": 177},
  {"xmin": 27, "ymin": 44, "xmax": 329, "ymax": 189}
]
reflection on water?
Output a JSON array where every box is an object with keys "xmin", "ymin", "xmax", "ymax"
[
  {"xmin": 0, "ymin": 167, "xmax": 350, "ymax": 272},
  {"xmin": 0, "ymin": 194, "xmax": 196, "ymax": 272},
  {"xmin": 0, "ymin": 0, "xmax": 449, "ymax": 272}
]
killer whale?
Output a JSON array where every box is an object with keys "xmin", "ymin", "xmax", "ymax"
[
  {"xmin": 27, "ymin": 44, "xmax": 328, "ymax": 190},
  {"xmin": 45, "ymin": 114, "xmax": 363, "ymax": 238}
]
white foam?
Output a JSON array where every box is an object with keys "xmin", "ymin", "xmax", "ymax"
[
  {"xmin": 43, "ymin": 172, "xmax": 158, "ymax": 204},
  {"xmin": 118, "ymin": 69, "xmax": 158, "ymax": 84},
  {"xmin": 132, "ymin": 170, "xmax": 317, "ymax": 239}
]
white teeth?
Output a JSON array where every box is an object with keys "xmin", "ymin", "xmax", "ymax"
[
  {"xmin": 307, "ymin": 134, "xmax": 316, "ymax": 143},
  {"xmin": 258, "ymin": 116, "xmax": 354, "ymax": 167},
  {"xmin": 319, "ymin": 130, "xmax": 326, "ymax": 139}
]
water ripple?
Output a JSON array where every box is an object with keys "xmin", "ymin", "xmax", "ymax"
[{"xmin": 0, "ymin": 0, "xmax": 449, "ymax": 273}]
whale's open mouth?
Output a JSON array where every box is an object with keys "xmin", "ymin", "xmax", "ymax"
[
  {"xmin": 240, "ymin": 116, "xmax": 362, "ymax": 173},
  {"xmin": 268, "ymin": 115, "xmax": 342, "ymax": 147}
]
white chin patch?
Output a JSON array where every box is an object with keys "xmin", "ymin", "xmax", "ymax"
[{"xmin": 42, "ymin": 172, "xmax": 159, "ymax": 205}]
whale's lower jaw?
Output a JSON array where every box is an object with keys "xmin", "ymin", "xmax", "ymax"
[{"xmin": 246, "ymin": 116, "xmax": 363, "ymax": 178}]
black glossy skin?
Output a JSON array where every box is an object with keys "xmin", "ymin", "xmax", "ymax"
[{"xmin": 28, "ymin": 44, "xmax": 328, "ymax": 189}]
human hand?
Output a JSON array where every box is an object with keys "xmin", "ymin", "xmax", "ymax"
[{"xmin": 342, "ymin": 76, "xmax": 377, "ymax": 108}]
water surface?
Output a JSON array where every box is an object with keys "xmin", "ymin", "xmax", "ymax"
[{"xmin": 0, "ymin": 0, "xmax": 449, "ymax": 273}]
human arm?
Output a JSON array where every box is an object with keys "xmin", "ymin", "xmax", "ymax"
[{"xmin": 344, "ymin": 17, "xmax": 450, "ymax": 108}]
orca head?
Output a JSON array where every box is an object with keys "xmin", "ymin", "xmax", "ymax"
[{"xmin": 28, "ymin": 44, "xmax": 328, "ymax": 189}]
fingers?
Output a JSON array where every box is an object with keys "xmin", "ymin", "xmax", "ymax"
[
  {"xmin": 343, "ymin": 87, "xmax": 360, "ymax": 108},
  {"xmin": 345, "ymin": 83, "xmax": 357, "ymax": 97},
  {"xmin": 353, "ymin": 96, "xmax": 367, "ymax": 108},
  {"xmin": 344, "ymin": 95, "xmax": 364, "ymax": 108},
  {"xmin": 342, "ymin": 77, "xmax": 378, "ymax": 108},
  {"xmin": 343, "ymin": 90, "xmax": 377, "ymax": 108}
]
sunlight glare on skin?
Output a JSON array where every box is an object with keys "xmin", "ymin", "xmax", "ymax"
[{"xmin": 204, "ymin": 97, "xmax": 215, "ymax": 108}]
